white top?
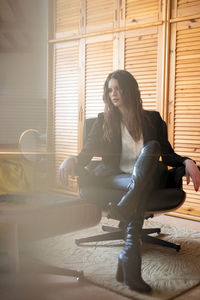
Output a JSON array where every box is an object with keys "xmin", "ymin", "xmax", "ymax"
[{"xmin": 120, "ymin": 123, "xmax": 143, "ymax": 174}]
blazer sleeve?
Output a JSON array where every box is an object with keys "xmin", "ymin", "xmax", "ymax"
[
  {"xmin": 157, "ymin": 112, "xmax": 189, "ymax": 167},
  {"xmin": 76, "ymin": 113, "xmax": 104, "ymax": 169}
]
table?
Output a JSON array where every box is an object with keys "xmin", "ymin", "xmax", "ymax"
[{"xmin": 0, "ymin": 193, "xmax": 101, "ymax": 275}]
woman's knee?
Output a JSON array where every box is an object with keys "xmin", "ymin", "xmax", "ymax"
[{"xmin": 142, "ymin": 140, "xmax": 161, "ymax": 156}]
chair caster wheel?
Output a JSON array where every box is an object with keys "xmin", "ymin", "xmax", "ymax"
[
  {"xmin": 75, "ymin": 239, "xmax": 80, "ymax": 246},
  {"xmin": 76, "ymin": 271, "xmax": 84, "ymax": 281},
  {"xmin": 155, "ymin": 229, "xmax": 161, "ymax": 235}
]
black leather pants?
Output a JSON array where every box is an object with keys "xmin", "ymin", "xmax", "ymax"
[{"xmin": 115, "ymin": 141, "xmax": 161, "ymax": 221}]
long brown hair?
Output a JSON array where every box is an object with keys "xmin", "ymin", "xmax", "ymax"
[{"xmin": 103, "ymin": 70, "xmax": 144, "ymax": 142}]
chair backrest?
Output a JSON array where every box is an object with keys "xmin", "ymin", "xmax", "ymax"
[{"xmin": 83, "ymin": 118, "xmax": 97, "ymax": 147}]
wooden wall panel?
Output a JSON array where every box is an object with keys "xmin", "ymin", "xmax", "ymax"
[
  {"xmin": 85, "ymin": 39, "xmax": 113, "ymax": 119},
  {"xmin": 55, "ymin": 0, "xmax": 81, "ymax": 37},
  {"xmin": 54, "ymin": 44, "xmax": 79, "ymax": 170},
  {"xmin": 86, "ymin": 0, "xmax": 115, "ymax": 33},
  {"xmin": 125, "ymin": 0, "xmax": 162, "ymax": 26},
  {"xmin": 172, "ymin": 23, "xmax": 200, "ymax": 219},
  {"xmin": 177, "ymin": 0, "xmax": 200, "ymax": 17},
  {"xmin": 124, "ymin": 27, "xmax": 160, "ymax": 111}
]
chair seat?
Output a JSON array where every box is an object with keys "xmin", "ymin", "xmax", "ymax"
[
  {"xmin": 81, "ymin": 171, "xmax": 185, "ymax": 213},
  {"xmin": 147, "ymin": 189, "xmax": 185, "ymax": 212},
  {"xmin": 80, "ymin": 186, "xmax": 185, "ymax": 213}
]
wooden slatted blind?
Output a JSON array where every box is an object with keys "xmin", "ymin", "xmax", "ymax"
[
  {"xmin": 86, "ymin": 0, "xmax": 115, "ymax": 33},
  {"xmin": 55, "ymin": 0, "xmax": 81, "ymax": 36},
  {"xmin": 85, "ymin": 40, "xmax": 113, "ymax": 119},
  {"xmin": 124, "ymin": 29, "xmax": 159, "ymax": 110},
  {"xmin": 173, "ymin": 25, "xmax": 200, "ymax": 218},
  {"xmin": 54, "ymin": 44, "xmax": 79, "ymax": 171},
  {"xmin": 125, "ymin": 0, "xmax": 161, "ymax": 26},
  {"xmin": 177, "ymin": 0, "xmax": 200, "ymax": 16}
]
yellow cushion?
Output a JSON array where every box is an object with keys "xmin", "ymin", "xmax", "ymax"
[
  {"xmin": 0, "ymin": 157, "xmax": 35, "ymax": 243},
  {"xmin": 0, "ymin": 158, "xmax": 34, "ymax": 194}
]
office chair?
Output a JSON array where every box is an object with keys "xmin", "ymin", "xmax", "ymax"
[{"xmin": 75, "ymin": 118, "xmax": 186, "ymax": 252}]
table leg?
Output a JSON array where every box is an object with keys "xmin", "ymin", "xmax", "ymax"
[{"xmin": 6, "ymin": 223, "xmax": 20, "ymax": 272}]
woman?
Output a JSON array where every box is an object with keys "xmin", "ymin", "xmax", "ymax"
[{"xmin": 59, "ymin": 70, "xmax": 200, "ymax": 293}]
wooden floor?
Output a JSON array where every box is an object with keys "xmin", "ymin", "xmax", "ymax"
[{"xmin": 0, "ymin": 215, "xmax": 200, "ymax": 300}]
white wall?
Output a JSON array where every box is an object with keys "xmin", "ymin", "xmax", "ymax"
[{"xmin": 0, "ymin": 0, "xmax": 48, "ymax": 145}]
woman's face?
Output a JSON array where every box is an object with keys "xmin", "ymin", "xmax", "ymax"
[{"xmin": 108, "ymin": 78, "xmax": 124, "ymax": 109}]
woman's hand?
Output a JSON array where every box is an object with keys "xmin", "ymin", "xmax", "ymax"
[
  {"xmin": 59, "ymin": 156, "xmax": 77, "ymax": 185},
  {"xmin": 184, "ymin": 159, "xmax": 200, "ymax": 192}
]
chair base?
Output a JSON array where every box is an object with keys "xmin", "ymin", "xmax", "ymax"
[{"xmin": 75, "ymin": 225, "xmax": 180, "ymax": 252}]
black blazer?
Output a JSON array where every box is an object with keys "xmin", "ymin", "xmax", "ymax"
[{"xmin": 77, "ymin": 110, "xmax": 188, "ymax": 176}]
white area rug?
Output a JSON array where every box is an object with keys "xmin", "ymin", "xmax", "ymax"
[{"xmin": 27, "ymin": 218, "xmax": 200, "ymax": 300}]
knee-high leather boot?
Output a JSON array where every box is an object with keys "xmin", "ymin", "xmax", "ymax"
[
  {"xmin": 116, "ymin": 212, "xmax": 152, "ymax": 293},
  {"xmin": 109, "ymin": 140, "xmax": 161, "ymax": 221}
]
